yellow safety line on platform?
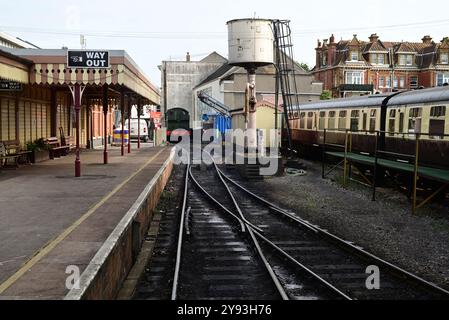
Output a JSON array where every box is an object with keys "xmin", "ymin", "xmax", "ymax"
[{"xmin": 0, "ymin": 148, "xmax": 167, "ymax": 295}]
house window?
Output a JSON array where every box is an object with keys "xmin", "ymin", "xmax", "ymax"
[
  {"xmin": 437, "ymin": 73, "xmax": 449, "ymax": 86},
  {"xmin": 328, "ymin": 111, "xmax": 336, "ymax": 129},
  {"xmin": 410, "ymin": 76, "xmax": 419, "ymax": 89},
  {"xmin": 386, "ymin": 77, "xmax": 391, "ymax": 88},
  {"xmin": 319, "ymin": 111, "xmax": 326, "ymax": 129},
  {"xmin": 408, "ymin": 107, "xmax": 422, "ymax": 134},
  {"xmin": 346, "ymin": 71, "xmax": 363, "ymax": 85},
  {"xmin": 370, "ymin": 109, "xmax": 377, "ymax": 132},
  {"xmin": 338, "ymin": 110, "xmax": 347, "ymax": 130},
  {"xmin": 379, "ymin": 76, "xmax": 385, "ymax": 88},
  {"xmin": 321, "ymin": 54, "xmax": 327, "ymax": 66},
  {"xmin": 400, "ymin": 76, "xmax": 405, "ymax": 88},
  {"xmin": 429, "ymin": 106, "xmax": 446, "ymax": 139},
  {"xmin": 350, "ymin": 51, "xmax": 359, "ymax": 61},
  {"xmin": 399, "ymin": 54, "xmax": 414, "ymax": 66},
  {"xmin": 350, "ymin": 110, "xmax": 360, "ymax": 131},
  {"xmin": 440, "ymin": 53, "xmax": 449, "ymax": 64},
  {"xmin": 371, "ymin": 53, "xmax": 385, "ymax": 64},
  {"xmin": 393, "ymin": 77, "xmax": 399, "ymax": 88}
]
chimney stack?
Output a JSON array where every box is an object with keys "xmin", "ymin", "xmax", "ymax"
[
  {"xmin": 422, "ymin": 35, "xmax": 432, "ymax": 45},
  {"xmin": 330, "ymin": 34, "xmax": 335, "ymax": 44},
  {"xmin": 369, "ymin": 33, "xmax": 379, "ymax": 43},
  {"xmin": 186, "ymin": 52, "xmax": 191, "ymax": 62}
]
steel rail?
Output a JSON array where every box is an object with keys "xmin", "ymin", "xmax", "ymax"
[
  {"xmin": 208, "ymin": 162, "xmax": 351, "ymax": 300},
  {"xmin": 188, "ymin": 165, "xmax": 248, "ymax": 233},
  {"xmin": 171, "ymin": 159, "xmax": 190, "ymax": 300},
  {"xmin": 207, "ymin": 153, "xmax": 265, "ymax": 232},
  {"xmin": 216, "ymin": 166, "xmax": 449, "ymax": 298},
  {"xmin": 249, "ymin": 227, "xmax": 352, "ymax": 300},
  {"xmin": 189, "ymin": 165, "xmax": 288, "ymax": 300}
]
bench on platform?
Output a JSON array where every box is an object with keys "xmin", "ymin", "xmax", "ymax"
[
  {"xmin": 0, "ymin": 140, "xmax": 31, "ymax": 168},
  {"xmin": 63, "ymin": 136, "xmax": 76, "ymax": 153},
  {"xmin": 46, "ymin": 137, "xmax": 69, "ymax": 159}
]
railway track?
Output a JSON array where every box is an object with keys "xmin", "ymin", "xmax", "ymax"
[{"xmin": 170, "ymin": 154, "xmax": 449, "ymax": 300}]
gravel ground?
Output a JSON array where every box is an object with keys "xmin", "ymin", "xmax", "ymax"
[{"xmin": 246, "ymin": 160, "xmax": 449, "ymax": 290}]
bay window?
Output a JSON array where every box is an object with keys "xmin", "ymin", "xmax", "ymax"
[
  {"xmin": 437, "ymin": 73, "xmax": 449, "ymax": 86},
  {"xmin": 346, "ymin": 71, "xmax": 364, "ymax": 85}
]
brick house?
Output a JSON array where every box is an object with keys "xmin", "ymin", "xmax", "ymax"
[{"xmin": 312, "ymin": 34, "xmax": 449, "ymax": 98}]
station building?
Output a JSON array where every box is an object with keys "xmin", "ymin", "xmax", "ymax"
[{"xmin": 0, "ymin": 45, "xmax": 159, "ymax": 151}]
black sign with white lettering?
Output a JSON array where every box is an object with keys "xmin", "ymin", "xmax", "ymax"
[
  {"xmin": 0, "ymin": 79, "xmax": 23, "ymax": 91},
  {"xmin": 67, "ymin": 50, "xmax": 110, "ymax": 69}
]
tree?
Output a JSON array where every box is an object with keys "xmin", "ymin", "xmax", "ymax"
[
  {"xmin": 297, "ymin": 62, "xmax": 310, "ymax": 72},
  {"xmin": 320, "ymin": 90, "xmax": 332, "ymax": 100}
]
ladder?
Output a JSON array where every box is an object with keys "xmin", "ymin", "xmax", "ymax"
[
  {"xmin": 197, "ymin": 91, "xmax": 231, "ymax": 117},
  {"xmin": 272, "ymin": 20, "xmax": 301, "ymax": 151}
]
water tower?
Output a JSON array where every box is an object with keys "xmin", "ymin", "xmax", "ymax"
[{"xmin": 227, "ymin": 18, "xmax": 274, "ymax": 151}]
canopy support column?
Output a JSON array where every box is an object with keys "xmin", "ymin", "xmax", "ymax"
[{"xmin": 103, "ymin": 84, "xmax": 109, "ymax": 165}]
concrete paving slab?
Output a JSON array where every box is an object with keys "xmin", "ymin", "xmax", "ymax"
[{"xmin": 0, "ymin": 144, "xmax": 173, "ymax": 299}]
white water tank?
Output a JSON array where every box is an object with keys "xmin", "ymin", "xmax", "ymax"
[{"xmin": 227, "ymin": 18, "xmax": 274, "ymax": 68}]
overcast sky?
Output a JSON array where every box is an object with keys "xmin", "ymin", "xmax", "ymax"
[{"xmin": 2, "ymin": 0, "xmax": 449, "ymax": 88}]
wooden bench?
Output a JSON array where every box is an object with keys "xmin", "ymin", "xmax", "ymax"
[
  {"xmin": 5, "ymin": 140, "xmax": 32, "ymax": 164},
  {"xmin": 46, "ymin": 137, "xmax": 69, "ymax": 159},
  {"xmin": 0, "ymin": 141, "xmax": 22, "ymax": 168},
  {"xmin": 63, "ymin": 136, "xmax": 76, "ymax": 153}
]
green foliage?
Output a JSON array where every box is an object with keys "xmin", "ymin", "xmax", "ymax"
[
  {"xmin": 320, "ymin": 90, "xmax": 332, "ymax": 100},
  {"xmin": 27, "ymin": 138, "xmax": 50, "ymax": 152},
  {"xmin": 298, "ymin": 62, "xmax": 311, "ymax": 72}
]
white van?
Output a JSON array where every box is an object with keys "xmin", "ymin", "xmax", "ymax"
[{"xmin": 128, "ymin": 118, "xmax": 149, "ymax": 142}]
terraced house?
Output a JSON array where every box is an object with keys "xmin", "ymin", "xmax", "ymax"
[{"xmin": 313, "ymin": 34, "xmax": 449, "ymax": 97}]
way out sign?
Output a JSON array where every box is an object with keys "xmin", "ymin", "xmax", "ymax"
[{"xmin": 67, "ymin": 50, "xmax": 110, "ymax": 68}]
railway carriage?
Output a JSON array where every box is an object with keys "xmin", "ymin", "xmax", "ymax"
[
  {"xmin": 287, "ymin": 87, "xmax": 449, "ymax": 210},
  {"xmin": 289, "ymin": 86, "xmax": 449, "ymax": 167}
]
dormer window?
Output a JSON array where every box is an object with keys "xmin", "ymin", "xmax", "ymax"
[
  {"xmin": 440, "ymin": 52, "xmax": 449, "ymax": 64},
  {"xmin": 350, "ymin": 51, "xmax": 359, "ymax": 61},
  {"xmin": 399, "ymin": 54, "xmax": 414, "ymax": 66},
  {"xmin": 371, "ymin": 53, "xmax": 386, "ymax": 64}
]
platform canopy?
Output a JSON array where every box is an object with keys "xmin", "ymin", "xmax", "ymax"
[
  {"xmin": 0, "ymin": 49, "xmax": 32, "ymax": 84},
  {"xmin": 1, "ymin": 48, "xmax": 160, "ymax": 104}
]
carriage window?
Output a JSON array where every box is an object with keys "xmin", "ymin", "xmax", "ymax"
[
  {"xmin": 307, "ymin": 112, "xmax": 314, "ymax": 129},
  {"xmin": 430, "ymin": 106, "xmax": 446, "ymax": 117},
  {"xmin": 328, "ymin": 111, "xmax": 336, "ymax": 130},
  {"xmin": 369, "ymin": 109, "xmax": 377, "ymax": 132},
  {"xmin": 350, "ymin": 110, "xmax": 360, "ymax": 131},
  {"xmin": 399, "ymin": 112, "xmax": 405, "ymax": 133},
  {"xmin": 408, "ymin": 108, "xmax": 422, "ymax": 134},
  {"xmin": 299, "ymin": 112, "xmax": 306, "ymax": 129},
  {"xmin": 319, "ymin": 111, "xmax": 326, "ymax": 129},
  {"xmin": 338, "ymin": 111, "xmax": 347, "ymax": 130},
  {"xmin": 388, "ymin": 110, "xmax": 396, "ymax": 135},
  {"xmin": 429, "ymin": 106, "xmax": 446, "ymax": 139}
]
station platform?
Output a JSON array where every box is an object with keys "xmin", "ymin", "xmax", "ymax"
[
  {"xmin": 326, "ymin": 151, "xmax": 449, "ymax": 183},
  {"xmin": 0, "ymin": 144, "xmax": 174, "ymax": 300}
]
